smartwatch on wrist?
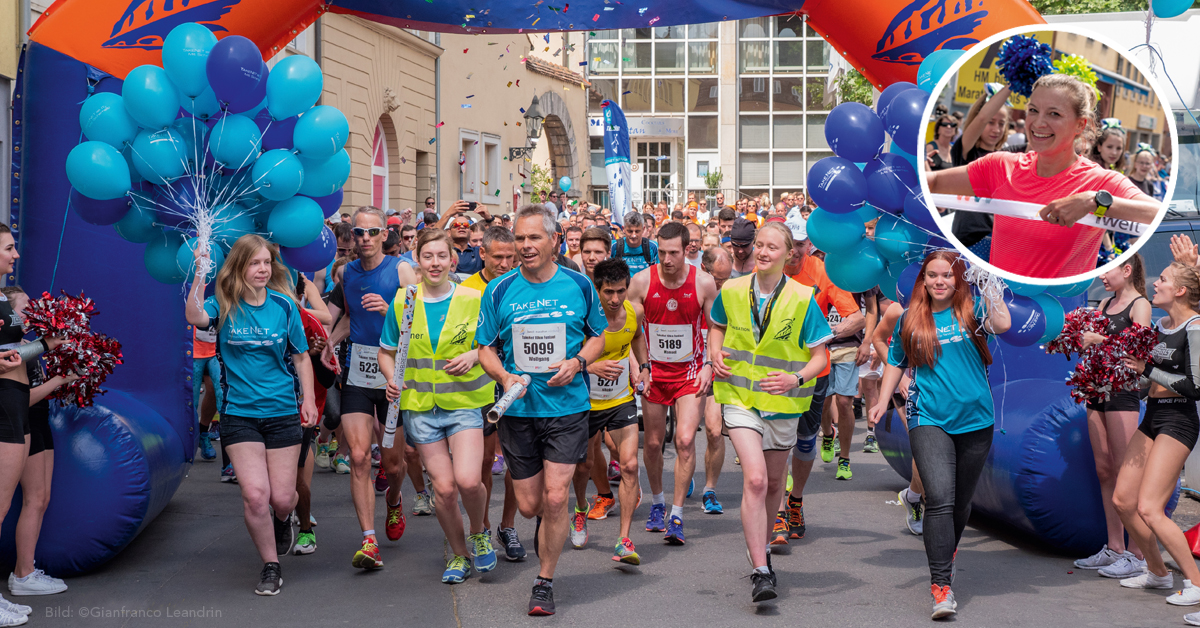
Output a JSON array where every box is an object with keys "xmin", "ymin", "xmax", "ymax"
[
  {"xmin": 575, "ymin": 355, "xmax": 588, "ymax": 371},
  {"xmin": 640, "ymin": 362, "xmax": 651, "ymax": 372},
  {"xmin": 795, "ymin": 372, "xmax": 806, "ymax": 389},
  {"xmin": 1093, "ymin": 190, "xmax": 1113, "ymax": 218}
]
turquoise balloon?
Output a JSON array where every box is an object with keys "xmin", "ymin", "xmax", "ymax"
[
  {"xmin": 214, "ymin": 212, "xmax": 258, "ymax": 248},
  {"xmin": 297, "ymin": 149, "xmax": 350, "ymax": 198},
  {"xmin": 171, "ymin": 117, "xmax": 208, "ymax": 169},
  {"xmin": 122, "ymin": 65, "xmax": 181, "ymax": 130},
  {"xmin": 825, "ymin": 241, "xmax": 888, "ymax": 293},
  {"xmin": 917, "ymin": 49, "xmax": 965, "ymax": 92},
  {"xmin": 80, "ymin": 93, "xmax": 138, "ymax": 149},
  {"xmin": 889, "ymin": 140, "xmax": 921, "ymax": 173},
  {"xmin": 1033, "ymin": 294, "xmax": 1066, "ymax": 344},
  {"xmin": 807, "ymin": 207, "xmax": 864, "ymax": 254},
  {"xmin": 292, "ymin": 106, "xmax": 349, "ymax": 160},
  {"xmin": 1006, "ymin": 280, "xmax": 1046, "ymax": 297},
  {"xmin": 877, "ymin": 262, "xmax": 898, "ymax": 301},
  {"xmin": 1046, "ymin": 277, "xmax": 1094, "ymax": 297},
  {"xmin": 144, "ymin": 231, "xmax": 187, "ymax": 284},
  {"xmin": 122, "ymin": 146, "xmax": 144, "ymax": 183},
  {"xmin": 66, "ymin": 141, "xmax": 132, "ymax": 200},
  {"xmin": 559, "ymin": 176, "xmax": 572, "ymax": 193},
  {"xmin": 266, "ymin": 196, "xmax": 324, "ymax": 248},
  {"xmin": 115, "ymin": 196, "xmax": 161, "ymax": 243},
  {"xmin": 252, "ymin": 149, "xmax": 304, "ymax": 201},
  {"xmin": 162, "ymin": 23, "xmax": 218, "ymax": 98},
  {"xmin": 874, "ymin": 214, "xmax": 923, "ymax": 263},
  {"xmin": 176, "ymin": 237, "xmax": 226, "ymax": 282},
  {"xmin": 131, "ymin": 129, "xmax": 187, "ymax": 184},
  {"xmin": 854, "ymin": 203, "xmax": 879, "ymax": 223},
  {"xmin": 180, "ymin": 86, "xmax": 221, "ymax": 120},
  {"xmin": 209, "ymin": 114, "xmax": 263, "ymax": 169},
  {"xmin": 266, "ymin": 55, "xmax": 324, "ymax": 120},
  {"xmin": 1153, "ymin": 0, "xmax": 1192, "ymax": 18}
]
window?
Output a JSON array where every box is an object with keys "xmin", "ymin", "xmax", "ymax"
[
  {"xmin": 655, "ymin": 78, "xmax": 686, "ymax": 112},
  {"xmin": 688, "ymin": 116, "xmax": 718, "ymax": 150},
  {"xmin": 459, "ymin": 130, "xmax": 480, "ymax": 203},
  {"xmin": 372, "ymin": 122, "xmax": 388, "ymax": 212},
  {"xmin": 622, "ymin": 78, "xmax": 652, "ymax": 112},
  {"xmin": 482, "ymin": 135, "xmax": 501, "ymax": 204}
]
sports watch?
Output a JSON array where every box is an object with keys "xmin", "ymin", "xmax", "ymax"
[{"xmin": 1092, "ymin": 190, "xmax": 1113, "ymax": 218}]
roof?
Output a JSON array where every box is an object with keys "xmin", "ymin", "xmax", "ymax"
[{"xmin": 525, "ymin": 55, "xmax": 590, "ymax": 87}]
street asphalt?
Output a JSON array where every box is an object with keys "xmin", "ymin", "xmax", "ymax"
[{"xmin": 23, "ymin": 422, "xmax": 1197, "ymax": 628}]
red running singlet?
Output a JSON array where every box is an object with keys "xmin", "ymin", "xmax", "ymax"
[{"xmin": 643, "ymin": 265, "xmax": 705, "ymax": 384}]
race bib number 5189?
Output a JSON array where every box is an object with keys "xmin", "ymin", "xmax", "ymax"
[{"xmin": 513, "ymin": 323, "xmax": 566, "ymax": 373}]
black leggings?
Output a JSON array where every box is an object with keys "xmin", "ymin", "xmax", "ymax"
[{"xmin": 909, "ymin": 424, "xmax": 993, "ymax": 587}]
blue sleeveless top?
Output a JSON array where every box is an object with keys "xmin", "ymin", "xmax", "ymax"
[{"xmin": 342, "ymin": 255, "xmax": 402, "ymax": 346}]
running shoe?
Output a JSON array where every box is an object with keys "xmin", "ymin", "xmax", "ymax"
[
  {"xmin": 7, "ymin": 569, "xmax": 66, "ymax": 596},
  {"xmin": 820, "ymin": 435, "xmax": 835, "ymax": 463},
  {"xmin": 255, "ymin": 562, "xmax": 282, "ymax": 596},
  {"xmin": 835, "ymin": 458, "xmax": 852, "ymax": 480},
  {"xmin": 412, "ymin": 490, "xmax": 434, "ymax": 516},
  {"xmin": 645, "ymin": 503, "xmax": 667, "ymax": 532},
  {"xmin": 862, "ymin": 432, "xmax": 879, "ymax": 453},
  {"xmin": 607, "ymin": 460, "xmax": 621, "ymax": 485},
  {"xmin": 294, "ymin": 530, "xmax": 317, "ymax": 555},
  {"xmin": 334, "ymin": 454, "xmax": 350, "ymax": 474},
  {"xmin": 787, "ymin": 497, "xmax": 806, "ymax": 539},
  {"xmin": 470, "ymin": 532, "xmax": 498, "ymax": 573},
  {"xmin": 1098, "ymin": 554, "xmax": 1146, "ymax": 579},
  {"xmin": 687, "ymin": 478, "xmax": 695, "ymax": 498},
  {"xmin": 0, "ymin": 608, "xmax": 27, "ymax": 627},
  {"xmin": 374, "ymin": 468, "xmax": 389, "ymax": 494},
  {"xmin": 1120, "ymin": 569, "xmax": 1174, "ymax": 589},
  {"xmin": 664, "ymin": 515, "xmax": 685, "ymax": 545},
  {"xmin": 570, "ymin": 506, "xmax": 589, "ymax": 549},
  {"xmin": 442, "ymin": 555, "xmax": 471, "ymax": 584},
  {"xmin": 314, "ymin": 443, "xmax": 330, "ymax": 469},
  {"xmin": 1186, "ymin": 612, "xmax": 1200, "ymax": 627},
  {"xmin": 1075, "ymin": 545, "xmax": 1122, "ymax": 570},
  {"xmin": 702, "ymin": 490, "xmax": 724, "ymax": 515},
  {"xmin": 371, "ymin": 444, "xmax": 381, "ymax": 468},
  {"xmin": 385, "ymin": 499, "xmax": 406, "ymax": 541},
  {"xmin": 498, "ymin": 527, "xmax": 527, "ymax": 561},
  {"xmin": 220, "ymin": 463, "xmax": 237, "ymax": 483},
  {"xmin": 900, "ymin": 489, "xmax": 923, "ymax": 535},
  {"xmin": 208, "ymin": 421, "xmax": 220, "ymax": 440},
  {"xmin": 273, "ymin": 510, "xmax": 294, "ymax": 557},
  {"xmin": 198, "ymin": 432, "xmax": 216, "ymax": 461},
  {"xmin": 1169, "ymin": 580, "xmax": 1200, "ymax": 606},
  {"xmin": 528, "ymin": 582, "xmax": 555, "ymax": 616},
  {"xmin": 310, "ymin": 514, "xmax": 318, "ymax": 527},
  {"xmin": 352, "ymin": 539, "xmax": 383, "ymax": 570},
  {"xmin": 770, "ymin": 514, "xmax": 789, "ymax": 545},
  {"xmin": 786, "ymin": 472, "xmax": 793, "ymax": 494},
  {"xmin": 751, "ymin": 571, "xmax": 777, "ymax": 603},
  {"xmin": 930, "ymin": 584, "xmax": 956, "ymax": 619},
  {"xmin": 613, "ymin": 537, "xmax": 640, "ymax": 565},
  {"xmin": 0, "ymin": 594, "xmax": 30, "ymax": 615},
  {"xmin": 588, "ymin": 494, "xmax": 616, "ymax": 520},
  {"xmin": 833, "ymin": 435, "xmax": 841, "ymax": 454},
  {"xmin": 491, "ymin": 454, "xmax": 506, "ymax": 475}
]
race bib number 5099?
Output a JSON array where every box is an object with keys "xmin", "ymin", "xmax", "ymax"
[{"xmin": 513, "ymin": 323, "xmax": 566, "ymax": 373}]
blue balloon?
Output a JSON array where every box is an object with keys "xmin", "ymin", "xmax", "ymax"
[
  {"xmin": 876, "ymin": 81, "xmax": 917, "ymax": 119},
  {"xmin": 205, "ymin": 35, "xmax": 264, "ymax": 111},
  {"xmin": 807, "ymin": 208, "xmax": 864, "ymax": 254},
  {"xmin": 806, "ymin": 156, "xmax": 868, "ymax": 215},
  {"xmin": 155, "ymin": 176, "xmax": 209, "ymax": 228},
  {"xmin": 260, "ymin": 114, "xmax": 298, "ymax": 151},
  {"xmin": 267, "ymin": 196, "xmax": 324, "ymax": 248},
  {"xmin": 1032, "ymin": 294, "xmax": 1066, "ymax": 343},
  {"xmin": 176, "ymin": 237, "xmax": 226, "ymax": 283},
  {"xmin": 1007, "ymin": 280, "xmax": 1046, "ymax": 297},
  {"xmin": 1153, "ymin": 0, "xmax": 1192, "ymax": 18},
  {"xmin": 162, "ymin": 23, "xmax": 218, "ymax": 98},
  {"xmin": 895, "ymin": 261, "xmax": 923, "ymax": 307},
  {"xmin": 122, "ymin": 65, "xmax": 181, "ymax": 130},
  {"xmin": 917, "ymin": 49, "xmax": 965, "ymax": 92},
  {"xmin": 144, "ymin": 231, "xmax": 187, "ymax": 284},
  {"xmin": 889, "ymin": 139, "xmax": 921, "ymax": 173},
  {"xmin": 121, "ymin": 146, "xmax": 144, "ymax": 183},
  {"xmin": 293, "ymin": 106, "xmax": 349, "ymax": 160},
  {"xmin": 825, "ymin": 240, "xmax": 888, "ymax": 293},
  {"xmin": 925, "ymin": 234, "xmax": 954, "ymax": 250},
  {"xmin": 825, "ymin": 102, "xmax": 886, "ymax": 163},
  {"xmin": 237, "ymin": 98, "xmax": 268, "ymax": 121},
  {"xmin": 298, "ymin": 149, "xmax": 350, "ymax": 198},
  {"xmin": 213, "ymin": 211, "xmax": 259, "ymax": 248},
  {"xmin": 998, "ymin": 293, "xmax": 1047, "ymax": 347},
  {"xmin": 1046, "ymin": 277, "xmax": 1093, "ymax": 297},
  {"xmin": 80, "ymin": 93, "xmax": 138, "ymax": 149},
  {"xmin": 130, "ymin": 129, "xmax": 187, "ymax": 185},
  {"xmin": 877, "ymin": 262, "xmax": 899, "ymax": 302},
  {"xmin": 114, "ymin": 195, "xmax": 161, "ymax": 243},
  {"xmin": 883, "ymin": 88, "xmax": 929, "ymax": 155},
  {"xmin": 280, "ymin": 226, "xmax": 337, "ymax": 272},
  {"xmin": 559, "ymin": 176, "xmax": 572, "ymax": 193},
  {"xmin": 170, "ymin": 117, "xmax": 208, "ymax": 170},
  {"xmin": 66, "ymin": 141, "xmax": 132, "ymax": 200},
  {"xmin": 180, "ymin": 86, "xmax": 221, "ymax": 120},
  {"xmin": 209, "ymin": 114, "xmax": 263, "ymax": 169},
  {"xmin": 252, "ymin": 149, "xmax": 305, "ymax": 201},
  {"xmin": 864, "ymin": 153, "xmax": 919, "ymax": 214},
  {"xmin": 71, "ymin": 184, "xmax": 138, "ymax": 226},
  {"xmin": 304, "ymin": 189, "xmax": 344, "ymax": 219},
  {"xmin": 227, "ymin": 65, "xmax": 268, "ymax": 115},
  {"xmin": 902, "ymin": 192, "xmax": 941, "ymax": 235},
  {"xmin": 874, "ymin": 214, "xmax": 924, "ymax": 263},
  {"xmin": 267, "ymin": 55, "xmax": 324, "ymax": 120}
]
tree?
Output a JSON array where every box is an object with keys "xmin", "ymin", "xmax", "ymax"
[
  {"xmin": 1028, "ymin": 0, "xmax": 1178, "ymax": 14},
  {"xmin": 530, "ymin": 163, "xmax": 553, "ymax": 198},
  {"xmin": 833, "ymin": 68, "xmax": 874, "ymax": 106}
]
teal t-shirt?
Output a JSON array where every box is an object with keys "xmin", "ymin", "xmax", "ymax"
[
  {"xmin": 380, "ymin": 285, "xmax": 457, "ymax": 353},
  {"xmin": 887, "ymin": 305, "xmax": 994, "ymax": 434}
]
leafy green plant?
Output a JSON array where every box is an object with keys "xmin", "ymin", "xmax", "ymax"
[
  {"xmin": 530, "ymin": 164, "xmax": 553, "ymax": 198},
  {"xmin": 704, "ymin": 168, "xmax": 724, "ymax": 191},
  {"xmin": 1029, "ymin": 0, "xmax": 1156, "ymax": 14},
  {"xmin": 833, "ymin": 68, "xmax": 874, "ymax": 106}
]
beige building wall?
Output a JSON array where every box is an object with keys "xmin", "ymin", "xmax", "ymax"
[{"xmin": 0, "ymin": 0, "xmax": 19, "ymax": 80}]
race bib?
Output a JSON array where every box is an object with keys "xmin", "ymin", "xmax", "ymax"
[
  {"xmin": 648, "ymin": 323, "xmax": 693, "ymax": 363},
  {"xmin": 195, "ymin": 328, "xmax": 217, "ymax": 344},
  {"xmin": 589, "ymin": 364, "xmax": 630, "ymax": 401},
  {"xmin": 346, "ymin": 343, "xmax": 386, "ymax": 389},
  {"xmin": 513, "ymin": 323, "xmax": 566, "ymax": 373}
]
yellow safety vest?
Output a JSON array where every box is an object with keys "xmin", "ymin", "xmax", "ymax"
[
  {"xmin": 397, "ymin": 284, "xmax": 495, "ymax": 412},
  {"xmin": 713, "ymin": 275, "xmax": 817, "ymax": 414},
  {"xmin": 590, "ymin": 301, "xmax": 638, "ymax": 411}
]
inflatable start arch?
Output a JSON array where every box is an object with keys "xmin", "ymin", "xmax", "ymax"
[{"xmin": 11, "ymin": 0, "xmax": 1054, "ymax": 575}]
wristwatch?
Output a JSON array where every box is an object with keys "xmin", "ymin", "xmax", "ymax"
[
  {"xmin": 640, "ymin": 362, "xmax": 651, "ymax": 372},
  {"xmin": 1092, "ymin": 190, "xmax": 1113, "ymax": 218},
  {"xmin": 795, "ymin": 372, "xmax": 806, "ymax": 389}
]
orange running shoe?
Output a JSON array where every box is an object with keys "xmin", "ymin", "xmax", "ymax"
[
  {"xmin": 386, "ymin": 499, "xmax": 406, "ymax": 541},
  {"xmin": 788, "ymin": 499, "xmax": 805, "ymax": 539},
  {"xmin": 352, "ymin": 538, "xmax": 383, "ymax": 569},
  {"xmin": 770, "ymin": 513, "xmax": 790, "ymax": 545},
  {"xmin": 588, "ymin": 494, "xmax": 616, "ymax": 520}
]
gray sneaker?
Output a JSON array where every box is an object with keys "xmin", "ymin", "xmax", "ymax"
[
  {"xmin": 1098, "ymin": 555, "xmax": 1145, "ymax": 579},
  {"xmin": 1075, "ymin": 545, "xmax": 1122, "ymax": 570},
  {"xmin": 569, "ymin": 507, "xmax": 589, "ymax": 549},
  {"xmin": 1185, "ymin": 611, "xmax": 1200, "ymax": 626},
  {"xmin": 7, "ymin": 569, "xmax": 65, "ymax": 597},
  {"xmin": 900, "ymin": 489, "xmax": 923, "ymax": 535},
  {"xmin": 931, "ymin": 585, "xmax": 957, "ymax": 619},
  {"xmin": 412, "ymin": 491, "xmax": 435, "ymax": 516},
  {"xmin": 1120, "ymin": 569, "xmax": 1174, "ymax": 589}
]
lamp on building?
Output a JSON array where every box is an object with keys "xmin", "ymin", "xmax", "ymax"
[{"xmin": 509, "ymin": 94, "xmax": 545, "ymax": 161}]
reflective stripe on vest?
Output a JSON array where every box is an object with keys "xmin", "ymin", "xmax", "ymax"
[
  {"xmin": 398, "ymin": 284, "xmax": 496, "ymax": 412},
  {"xmin": 713, "ymin": 275, "xmax": 816, "ymax": 414}
]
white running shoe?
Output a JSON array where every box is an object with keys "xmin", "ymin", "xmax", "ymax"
[
  {"xmin": 1120, "ymin": 569, "xmax": 1174, "ymax": 590},
  {"xmin": 0, "ymin": 608, "xmax": 26, "ymax": 627},
  {"xmin": 900, "ymin": 489, "xmax": 923, "ymax": 536},
  {"xmin": 1098, "ymin": 555, "xmax": 1146, "ymax": 579},
  {"xmin": 1168, "ymin": 580, "xmax": 1200, "ymax": 606},
  {"xmin": 569, "ymin": 507, "xmax": 589, "ymax": 549},
  {"xmin": 1185, "ymin": 611, "xmax": 1200, "ymax": 626},
  {"xmin": 1075, "ymin": 545, "xmax": 1122, "ymax": 570},
  {"xmin": 7, "ymin": 569, "xmax": 66, "ymax": 596},
  {"xmin": 0, "ymin": 595, "xmax": 30, "ymax": 616}
]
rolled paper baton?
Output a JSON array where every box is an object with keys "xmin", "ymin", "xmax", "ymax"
[
  {"xmin": 14, "ymin": 339, "xmax": 49, "ymax": 362},
  {"xmin": 382, "ymin": 285, "xmax": 418, "ymax": 449},
  {"xmin": 488, "ymin": 375, "xmax": 532, "ymax": 424}
]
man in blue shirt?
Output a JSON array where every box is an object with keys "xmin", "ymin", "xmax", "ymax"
[
  {"xmin": 477, "ymin": 204, "xmax": 606, "ymax": 617},
  {"xmin": 610, "ymin": 211, "xmax": 659, "ymax": 276}
]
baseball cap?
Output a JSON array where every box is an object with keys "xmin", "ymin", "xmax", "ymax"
[
  {"xmin": 729, "ymin": 217, "xmax": 756, "ymax": 246},
  {"xmin": 387, "ymin": 216, "xmax": 402, "ymax": 226}
]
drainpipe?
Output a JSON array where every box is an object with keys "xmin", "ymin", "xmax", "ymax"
[{"xmin": 435, "ymin": 33, "xmax": 441, "ymax": 208}]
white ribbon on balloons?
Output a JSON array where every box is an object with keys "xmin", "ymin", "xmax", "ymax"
[{"xmin": 929, "ymin": 194, "xmax": 1149, "ymax": 237}]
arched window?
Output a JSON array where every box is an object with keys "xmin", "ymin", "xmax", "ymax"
[{"xmin": 372, "ymin": 122, "xmax": 388, "ymax": 212}]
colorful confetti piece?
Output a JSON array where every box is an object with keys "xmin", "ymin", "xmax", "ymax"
[
  {"xmin": 463, "ymin": 48, "xmax": 469, "ymax": 53},
  {"xmin": 435, "ymin": 121, "xmax": 445, "ymax": 128},
  {"xmin": 429, "ymin": 138, "xmax": 437, "ymax": 144},
  {"xmin": 648, "ymin": 16, "xmax": 660, "ymax": 24},
  {"xmin": 592, "ymin": 13, "xmax": 599, "ymax": 20},
  {"xmin": 462, "ymin": 104, "xmax": 472, "ymax": 108}
]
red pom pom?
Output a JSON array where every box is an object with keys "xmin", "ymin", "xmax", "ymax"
[
  {"xmin": 21, "ymin": 292, "xmax": 120, "ymax": 407},
  {"xmin": 1055, "ymin": 314, "xmax": 1155, "ymax": 404}
]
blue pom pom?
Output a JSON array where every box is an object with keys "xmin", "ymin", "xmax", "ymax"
[{"xmin": 996, "ymin": 35, "xmax": 1054, "ymax": 98}]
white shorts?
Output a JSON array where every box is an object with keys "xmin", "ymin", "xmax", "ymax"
[
  {"xmin": 722, "ymin": 405, "xmax": 798, "ymax": 451},
  {"xmin": 858, "ymin": 360, "xmax": 883, "ymax": 380}
]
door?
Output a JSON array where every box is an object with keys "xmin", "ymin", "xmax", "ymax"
[{"xmin": 636, "ymin": 141, "xmax": 676, "ymax": 206}]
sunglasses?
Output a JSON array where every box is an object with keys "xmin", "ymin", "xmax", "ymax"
[
  {"xmin": 353, "ymin": 227, "xmax": 384, "ymax": 237},
  {"xmin": 451, "ymin": 222, "xmax": 471, "ymax": 229},
  {"xmin": 337, "ymin": 247, "xmax": 353, "ymax": 254},
  {"xmin": 425, "ymin": 201, "xmax": 436, "ymax": 205},
  {"xmin": 402, "ymin": 235, "xmax": 416, "ymax": 241},
  {"xmin": 938, "ymin": 121, "xmax": 958, "ymax": 128}
]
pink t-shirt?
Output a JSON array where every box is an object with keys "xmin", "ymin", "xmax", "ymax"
[{"xmin": 967, "ymin": 152, "xmax": 1145, "ymax": 279}]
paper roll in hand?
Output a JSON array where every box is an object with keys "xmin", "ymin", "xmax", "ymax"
[
  {"xmin": 487, "ymin": 375, "xmax": 532, "ymax": 424},
  {"xmin": 382, "ymin": 285, "xmax": 418, "ymax": 449}
]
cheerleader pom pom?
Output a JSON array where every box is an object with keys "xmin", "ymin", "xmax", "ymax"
[
  {"xmin": 1053, "ymin": 54, "xmax": 1102, "ymax": 100},
  {"xmin": 44, "ymin": 332, "xmax": 123, "ymax": 407},
  {"xmin": 997, "ymin": 34, "xmax": 1054, "ymax": 98}
]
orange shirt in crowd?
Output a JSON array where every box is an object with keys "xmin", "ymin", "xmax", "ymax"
[{"xmin": 789, "ymin": 254, "xmax": 858, "ymax": 379}]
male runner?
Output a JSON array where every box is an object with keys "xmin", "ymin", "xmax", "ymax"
[
  {"xmin": 728, "ymin": 218, "xmax": 757, "ymax": 279},
  {"xmin": 627, "ymin": 221, "xmax": 717, "ymax": 545},
  {"xmin": 612, "ymin": 212, "xmax": 659, "ymax": 277},
  {"xmin": 321, "ymin": 206, "xmax": 420, "ymax": 570},
  {"xmin": 477, "ymin": 204, "xmax": 607, "ymax": 616}
]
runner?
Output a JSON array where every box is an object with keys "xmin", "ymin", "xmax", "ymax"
[
  {"xmin": 869, "ymin": 250, "xmax": 1011, "ymax": 620},
  {"xmin": 871, "ymin": 300, "xmax": 926, "ymax": 535},
  {"xmin": 611, "ymin": 212, "xmax": 659, "ymax": 277},
  {"xmin": 699, "ymin": 248, "xmax": 733, "ymax": 515},
  {"xmin": 819, "ymin": 287, "xmax": 876, "ymax": 481},
  {"xmin": 293, "ymin": 276, "xmax": 334, "ymax": 557},
  {"xmin": 476, "ymin": 204, "xmax": 607, "ymax": 616},
  {"xmin": 321, "ymin": 206, "xmax": 420, "ymax": 570},
  {"xmin": 728, "ymin": 218, "xmax": 757, "ymax": 279},
  {"xmin": 185, "ymin": 235, "xmax": 321, "ymax": 596},
  {"xmin": 708, "ymin": 221, "xmax": 831, "ymax": 602},
  {"xmin": 627, "ymin": 221, "xmax": 717, "ymax": 545}
]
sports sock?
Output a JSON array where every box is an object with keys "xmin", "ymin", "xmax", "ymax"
[
  {"xmin": 754, "ymin": 566, "xmax": 770, "ymax": 575},
  {"xmin": 598, "ymin": 491, "xmax": 613, "ymax": 499},
  {"xmin": 704, "ymin": 485, "xmax": 716, "ymax": 493},
  {"xmin": 652, "ymin": 492, "xmax": 665, "ymax": 505},
  {"xmin": 670, "ymin": 505, "xmax": 684, "ymax": 518},
  {"xmin": 905, "ymin": 488, "xmax": 922, "ymax": 504},
  {"xmin": 535, "ymin": 576, "xmax": 553, "ymax": 588}
]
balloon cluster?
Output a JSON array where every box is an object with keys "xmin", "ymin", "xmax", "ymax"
[
  {"xmin": 66, "ymin": 23, "xmax": 346, "ymax": 283},
  {"xmin": 996, "ymin": 34, "xmax": 1054, "ymax": 98},
  {"xmin": 22, "ymin": 292, "xmax": 123, "ymax": 407},
  {"xmin": 1048, "ymin": 307, "xmax": 1157, "ymax": 403}
]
